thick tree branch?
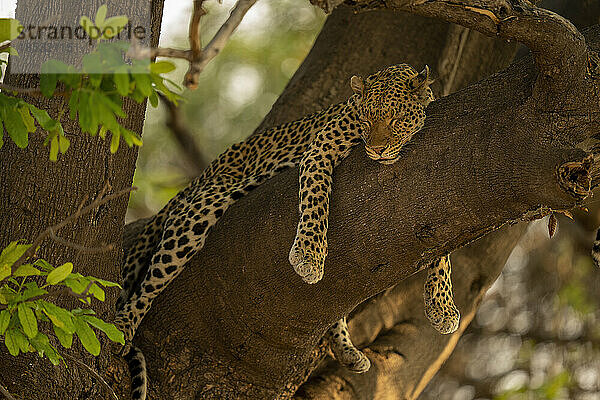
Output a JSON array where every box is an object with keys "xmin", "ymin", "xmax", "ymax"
[{"xmin": 346, "ymin": 0, "xmax": 587, "ymax": 95}]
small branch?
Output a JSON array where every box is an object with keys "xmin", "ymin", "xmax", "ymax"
[
  {"xmin": 48, "ymin": 229, "xmax": 115, "ymax": 254},
  {"xmin": 158, "ymin": 93, "xmax": 209, "ymax": 175},
  {"xmin": 184, "ymin": 0, "xmax": 257, "ymax": 89},
  {"xmin": 128, "ymin": 0, "xmax": 256, "ymax": 89},
  {"xmin": 10, "ymin": 185, "xmax": 136, "ymax": 274},
  {"xmin": 189, "ymin": 0, "xmax": 207, "ymax": 59},
  {"xmin": 0, "ymin": 382, "xmax": 17, "ymax": 400},
  {"xmin": 0, "ymin": 280, "xmax": 100, "ymax": 311},
  {"xmin": 127, "ymin": 44, "xmax": 191, "ymax": 61},
  {"xmin": 63, "ymin": 353, "xmax": 119, "ymax": 400},
  {"xmin": 0, "ymin": 83, "xmax": 70, "ymax": 98},
  {"xmin": 0, "ymin": 41, "xmax": 12, "ymax": 53}
]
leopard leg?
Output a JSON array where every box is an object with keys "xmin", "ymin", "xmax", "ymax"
[
  {"xmin": 326, "ymin": 316, "xmax": 370, "ymax": 373},
  {"xmin": 114, "ymin": 178, "xmax": 262, "ymax": 342},
  {"xmin": 289, "ymin": 108, "xmax": 362, "ymax": 284},
  {"xmin": 117, "ymin": 209, "xmax": 169, "ymax": 312},
  {"xmin": 423, "ymin": 255, "xmax": 460, "ymax": 334},
  {"xmin": 591, "ymin": 229, "xmax": 600, "ymax": 268}
]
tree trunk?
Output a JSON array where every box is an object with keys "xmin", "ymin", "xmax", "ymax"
[
  {"xmin": 123, "ymin": 2, "xmax": 600, "ymax": 398},
  {"xmin": 0, "ymin": 1, "xmax": 164, "ymax": 399}
]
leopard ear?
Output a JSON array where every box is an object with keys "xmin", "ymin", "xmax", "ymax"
[
  {"xmin": 350, "ymin": 75, "xmax": 364, "ymax": 96},
  {"xmin": 410, "ymin": 65, "xmax": 433, "ymax": 91}
]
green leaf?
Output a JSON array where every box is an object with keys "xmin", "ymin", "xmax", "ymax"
[
  {"xmin": 27, "ymin": 104, "xmax": 58, "ymax": 131},
  {"xmin": 81, "ymin": 315, "xmax": 124, "ymax": 344},
  {"xmin": 49, "ymin": 135, "xmax": 59, "ymax": 162},
  {"xmin": 17, "ymin": 303, "xmax": 38, "ymax": 339},
  {"xmin": 0, "ymin": 310, "xmax": 10, "ymax": 334},
  {"xmin": 88, "ymin": 283, "xmax": 105, "ymax": 302},
  {"xmin": 150, "ymin": 61, "xmax": 176, "ymax": 74},
  {"xmin": 133, "ymin": 73, "xmax": 153, "ymax": 97},
  {"xmin": 39, "ymin": 73, "xmax": 58, "ymax": 98},
  {"xmin": 148, "ymin": 90, "xmax": 158, "ymax": 107},
  {"xmin": 113, "ymin": 68, "xmax": 130, "ymax": 96},
  {"xmin": 33, "ymin": 259, "xmax": 53, "ymax": 272},
  {"xmin": 46, "ymin": 262, "xmax": 73, "ymax": 285},
  {"xmin": 53, "ymin": 324, "xmax": 73, "ymax": 349},
  {"xmin": 0, "ymin": 241, "xmax": 31, "ymax": 267},
  {"xmin": 30, "ymin": 332, "xmax": 61, "ymax": 365},
  {"xmin": 95, "ymin": 5, "xmax": 108, "ymax": 28},
  {"xmin": 0, "ymin": 264, "xmax": 10, "ymax": 282},
  {"xmin": 38, "ymin": 300, "xmax": 74, "ymax": 334},
  {"xmin": 22, "ymin": 284, "xmax": 47, "ymax": 301},
  {"xmin": 64, "ymin": 276, "xmax": 87, "ymax": 294},
  {"xmin": 58, "ymin": 134, "xmax": 70, "ymax": 154},
  {"xmin": 110, "ymin": 130, "xmax": 120, "ymax": 153},
  {"xmin": 13, "ymin": 264, "xmax": 41, "ymax": 277},
  {"xmin": 87, "ymin": 277, "xmax": 121, "ymax": 288},
  {"xmin": 4, "ymin": 108, "xmax": 28, "ymax": 148},
  {"xmin": 79, "ymin": 16, "xmax": 97, "ymax": 39},
  {"xmin": 4, "ymin": 329, "xmax": 21, "ymax": 356},
  {"xmin": 0, "ymin": 18, "xmax": 23, "ymax": 42},
  {"xmin": 102, "ymin": 16, "xmax": 128, "ymax": 39},
  {"xmin": 17, "ymin": 106, "xmax": 36, "ymax": 133},
  {"xmin": 73, "ymin": 316, "xmax": 100, "ymax": 356}
]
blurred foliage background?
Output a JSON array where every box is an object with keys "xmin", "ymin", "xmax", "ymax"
[
  {"xmin": 129, "ymin": 1, "xmax": 600, "ymax": 399},
  {"xmin": 127, "ymin": 0, "xmax": 325, "ymax": 220},
  {"xmin": 422, "ymin": 211, "xmax": 600, "ymax": 400}
]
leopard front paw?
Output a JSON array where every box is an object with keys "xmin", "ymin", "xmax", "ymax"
[
  {"xmin": 289, "ymin": 237, "xmax": 325, "ymax": 284},
  {"xmin": 338, "ymin": 348, "xmax": 371, "ymax": 374},
  {"xmin": 424, "ymin": 300, "xmax": 460, "ymax": 334}
]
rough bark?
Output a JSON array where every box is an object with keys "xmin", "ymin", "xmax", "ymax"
[
  {"xmin": 0, "ymin": 1, "xmax": 164, "ymax": 399},
  {"xmin": 122, "ymin": 3, "xmax": 600, "ymax": 400}
]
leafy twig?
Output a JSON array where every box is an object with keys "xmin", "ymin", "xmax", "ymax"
[
  {"xmin": 0, "ymin": 280, "xmax": 99, "ymax": 311},
  {"xmin": 0, "ymin": 83, "xmax": 70, "ymax": 98}
]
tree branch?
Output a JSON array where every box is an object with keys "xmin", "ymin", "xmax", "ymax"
[
  {"xmin": 184, "ymin": 0, "xmax": 257, "ymax": 88},
  {"xmin": 348, "ymin": 0, "xmax": 587, "ymax": 93},
  {"xmin": 158, "ymin": 93, "xmax": 209, "ymax": 175}
]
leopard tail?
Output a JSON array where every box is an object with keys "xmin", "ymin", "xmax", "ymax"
[{"xmin": 125, "ymin": 346, "xmax": 147, "ymax": 400}]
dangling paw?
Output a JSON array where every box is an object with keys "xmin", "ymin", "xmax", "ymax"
[
  {"xmin": 335, "ymin": 346, "xmax": 371, "ymax": 373},
  {"xmin": 326, "ymin": 317, "xmax": 371, "ymax": 373},
  {"xmin": 424, "ymin": 256, "xmax": 461, "ymax": 334},
  {"xmin": 289, "ymin": 237, "xmax": 325, "ymax": 284}
]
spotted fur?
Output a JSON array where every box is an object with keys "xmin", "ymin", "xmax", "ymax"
[
  {"xmin": 592, "ymin": 229, "xmax": 600, "ymax": 268},
  {"xmin": 424, "ymin": 255, "xmax": 460, "ymax": 334},
  {"xmin": 116, "ymin": 64, "xmax": 460, "ymax": 397}
]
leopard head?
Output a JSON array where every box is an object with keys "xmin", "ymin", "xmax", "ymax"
[{"xmin": 350, "ymin": 64, "xmax": 435, "ymax": 165}]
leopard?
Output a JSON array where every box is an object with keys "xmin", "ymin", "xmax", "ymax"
[{"xmin": 115, "ymin": 64, "xmax": 460, "ymax": 400}]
